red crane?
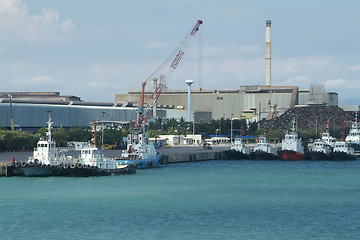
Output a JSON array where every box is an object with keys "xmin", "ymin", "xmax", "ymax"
[
  {"xmin": 131, "ymin": 20, "xmax": 203, "ymax": 144},
  {"xmin": 137, "ymin": 20, "xmax": 203, "ymax": 124}
]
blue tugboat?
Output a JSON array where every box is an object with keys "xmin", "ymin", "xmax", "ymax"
[{"xmin": 121, "ymin": 124, "xmax": 161, "ymax": 168}]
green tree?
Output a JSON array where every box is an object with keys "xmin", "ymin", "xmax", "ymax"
[
  {"xmin": 52, "ymin": 128, "xmax": 68, "ymax": 147},
  {"xmin": 68, "ymin": 127, "xmax": 92, "ymax": 142}
]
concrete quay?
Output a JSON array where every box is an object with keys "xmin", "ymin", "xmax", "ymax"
[{"xmin": 158, "ymin": 145, "xmax": 230, "ymax": 164}]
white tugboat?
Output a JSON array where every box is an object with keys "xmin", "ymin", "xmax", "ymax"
[
  {"xmin": 231, "ymin": 137, "xmax": 250, "ymax": 154},
  {"xmin": 305, "ymin": 138, "xmax": 332, "ymax": 160},
  {"xmin": 79, "ymin": 121, "xmax": 136, "ymax": 174},
  {"xmin": 249, "ymin": 136, "xmax": 279, "ymax": 160},
  {"xmin": 330, "ymin": 141, "xmax": 356, "ymax": 160},
  {"xmin": 12, "ymin": 116, "xmax": 136, "ymax": 177},
  {"xmin": 278, "ymin": 118, "xmax": 305, "ymax": 160},
  {"xmin": 321, "ymin": 120, "xmax": 336, "ymax": 148},
  {"xmin": 330, "ymin": 116, "xmax": 356, "ymax": 161},
  {"xmin": 224, "ymin": 137, "xmax": 250, "ymax": 160},
  {"xmin": 345, "ymin": 112, "xmax": 360, "ymax": 155},
  {"xmin": 17, "ymin": 113, "xmax": 72, "ymax": 176}
]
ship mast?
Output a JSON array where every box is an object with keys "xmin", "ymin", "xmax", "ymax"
[{"xmin": 46, "ymin": 112, "xmax": 53, "ymax": 142}]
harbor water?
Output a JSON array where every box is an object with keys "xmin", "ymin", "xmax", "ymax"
[{"xmin": 1, "ymin": 160, "xmax": 360, "ymax": 239}]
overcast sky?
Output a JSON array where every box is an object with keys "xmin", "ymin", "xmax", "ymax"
[{"xmin": 0, "ymin": 0, "xmax": 359, "ymax": 104}]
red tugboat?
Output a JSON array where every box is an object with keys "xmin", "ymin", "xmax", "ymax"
[{"xmin": 278, "ymin": 118, "xmax": 305, "ymax": 160}]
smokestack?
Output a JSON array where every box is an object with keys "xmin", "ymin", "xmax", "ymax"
[{"xmin": 265, "ymin": 20, "xmax": 271, "ymax": 86}]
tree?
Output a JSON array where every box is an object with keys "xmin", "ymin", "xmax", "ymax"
[{"xmin": 53, "ymin": 128, "xmax": 68, "ymax": 147}]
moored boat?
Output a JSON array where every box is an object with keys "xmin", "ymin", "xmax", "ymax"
[
  {"xmin": 345, "ymin": 112, "xmax": 360, "ymax": 155},
  {"xmin": 249, "ymin": 136, "xmax": 279, "ymax": 160},
  {"xmin": 278, "ymin": 118, "xmax": 305, "ymax": 160},
  {"xmin": 329, "ymin": 141, "xmax": 356, "ymax": 161},
  {"xmin": 13, "ymin": 116, "xmax": 136, "ymax": 177},
  {"xmin": 121, "ymin": 123, "xmax": 161, "ymax": 168},
  {"xmin": 305, "ymin": 139, "xmax": 332, "ymax": 160},
  {"xmin": 17, "ymin": 114, "xmax": 74, "ymax": 176},
  {"xmin": 224, "ymin": 137, "xmax": 250, "ymax": 160}
]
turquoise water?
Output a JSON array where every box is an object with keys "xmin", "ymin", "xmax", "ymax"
[{"xmin": 1, "ymin": 160, "xmax": 360, "ymax": 240}]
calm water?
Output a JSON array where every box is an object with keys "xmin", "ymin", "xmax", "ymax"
[{"xmin": 1, "ymin": 160, "xmax": 360, "ymax": 240}]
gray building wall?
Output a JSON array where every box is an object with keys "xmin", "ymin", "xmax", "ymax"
[
  {"xmin": 0, "ymin": 103, "xmax": 137, "ymax": 130},
  {"xmin": 115, "ymin": 86, "xmax": 338, "ymax": 121}
]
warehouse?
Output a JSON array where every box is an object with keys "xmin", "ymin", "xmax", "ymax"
[{"xmin": 0, "ymin": 92, "xmax": 137, "ymax": 131}]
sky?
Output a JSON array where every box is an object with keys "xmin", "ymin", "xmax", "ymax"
[{"xmin": 0, "ymin": 0, "xmax": 359, "ymax": 104}]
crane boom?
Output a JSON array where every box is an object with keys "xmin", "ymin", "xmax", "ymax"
[
  {"xmin": 137, "ymin": 20, "xmax": 203, "ymax": 125},
  {"xmin": 128, "ymin": 20, "xmax": 203, "ymax": 149},
  {"xmin": 143, "ymin": 20, "xmax": 203, "ymax": 89},
  {"xmin": 144, "ymin": 20, "xmax": 202, "ymax": 118}
]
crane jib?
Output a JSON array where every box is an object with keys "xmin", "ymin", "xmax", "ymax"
[
  {"xmin": 170, "ymin": 50, "xmax": 184, "ymax": 69},
  {"xmin": 191, "ymin": 20, "xmax": 203, "ymax": 36}
]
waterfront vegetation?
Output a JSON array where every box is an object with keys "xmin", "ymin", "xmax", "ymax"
[{"xmin": 0, "ymin": 117, "xmax": 349, "ymax": 151}]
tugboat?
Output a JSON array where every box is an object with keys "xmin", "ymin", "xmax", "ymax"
[
  {"xmin": 278, "ymin": 118, "xmax": 305, "ymax": 160},
  {"xmin": 16, "ymin": 113, "xmax": 73, "ymax": 176},
  {"xmin": 121, "ymin": 123, "xmax": 161, "ymax": 168},
  {"xmin": 77, "ymin": 121, "xmax": 137, "ymax": 175},
  {"xmin": 329, "ymin": 116, "xmax": 356, "ymax": 161},
  {"xmin": 345, "ymin": 112, "xmax": 360, "ymax": 155},
  {"xmin": 249, "ymin": 136, "xmax": 279, "ymax": 160},
  {"xmin": 321, "ymin": 120, "xmax": 336, "ymax": 148},
  {"xmin": 330, "ymin": 141, "xmax": 356, "ymax": 160},
  {"xmin": 305, "ymin": 138, "xmax": 332, "ymax": 160},
  {"xmin": 12, "ymin": 115, "xmax": 136, "ymax": 177},
  {"xmin": 224, "ymin": 137, "xmax": 250, "ymax": 160}
]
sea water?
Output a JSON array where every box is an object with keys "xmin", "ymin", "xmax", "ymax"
[{"xmin": 1, "ymin": 160, "xmax": 360, "ymax": 240}]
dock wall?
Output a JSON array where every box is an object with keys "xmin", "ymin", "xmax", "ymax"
[{"xmin": 160, "ymin": 151, "xmax": 226, "ymax": 164}]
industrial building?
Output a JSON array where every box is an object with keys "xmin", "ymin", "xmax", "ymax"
[
  {"xmin": 115, "ymin": 84, "xmax": 338, "ymax": 122},
  {"xmin": 0, "ymin": 20, "xmax": 341, "ymax": 129},
  {"xmin": 115, "ymin": 20, "xmax": 338, "ymax": 122},
  {"xmin": 0, "ymin": 92, "xmax": 137, "ymax": 131}
]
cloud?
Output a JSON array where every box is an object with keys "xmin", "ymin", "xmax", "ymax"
[
  {"xmin": 0, "ymin": 0, "xmax": 76, "ymax": 43},
  {"xmin": 199, "ymin": 44, "xmax": 262, "ymax": 57},
  {"xmin": 278, "ymin": 76, "xmax": 313, "ymax": 87},
  {"xmin": 13, "ymin": 75, "xmax": 64, "ymax": 86},
  {"xmin": 347, "ymin": 64, "xmax": 360, "ymax": 71},
  {"xmin": 322, "ymin": 78, "xmax": 360, "ymax": 90},
  {"xmin": 274, "ymin": 56, "xmax": 338, "ymax": 75}
]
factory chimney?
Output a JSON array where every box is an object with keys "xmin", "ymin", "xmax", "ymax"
[{"xmin": 265, "ymin": 20, "xmax": 271, "ymax": 86}]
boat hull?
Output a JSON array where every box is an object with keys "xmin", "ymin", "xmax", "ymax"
[
  {"xmin": 14, "ymin": 162, "xmax": 136, "ymax": 177},
  {"xmin": 135, "ymin": 153, "xmax": 161, "ymax": 169},
  {"xmin": 223, "ymin": 149, "xmax": 249, "ymax": 160},
  {"xmin": 20, "ymin": 166, "xmax": 54, "ymax": 177},
  {"xmin": 329, "ymin": 152, "xmax": 357, "ymax": 161},
  {"xmin": 278, "ymin": 150, "xmax": 305, "ymax": 160},
  {"xmin": 304, "ymin": 151, "xmax": 331, "ymax": 161},
  {"xmin": 249, "ymin": 151, "xmax": 279, "ymax": 160}
]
